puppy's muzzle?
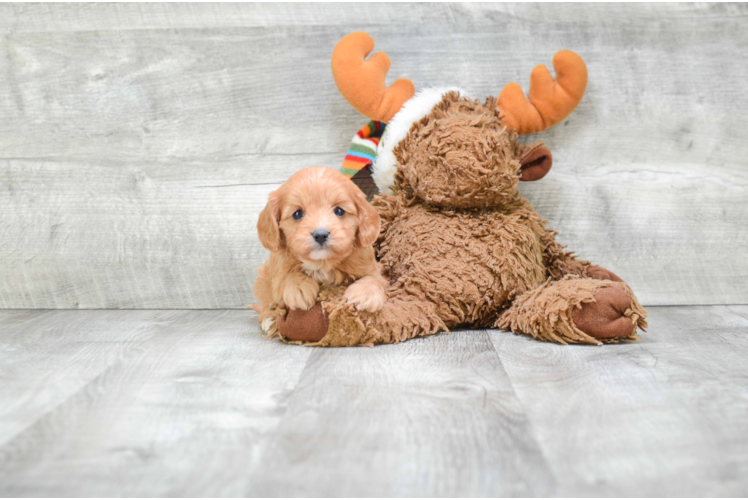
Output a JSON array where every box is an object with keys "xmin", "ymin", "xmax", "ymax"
[{"xmin": 312, "ymin": 229, "xmax": 330, "ymax": 247}]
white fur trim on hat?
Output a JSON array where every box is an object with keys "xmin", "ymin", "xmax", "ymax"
[{"xmin": 373, "ymin": 87, "xmax": 467, "ymax": 194}]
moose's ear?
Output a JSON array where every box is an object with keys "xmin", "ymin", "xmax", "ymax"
[{"xmin": 519, "ymin": 143, "xmax": 553, "ymax": 182}]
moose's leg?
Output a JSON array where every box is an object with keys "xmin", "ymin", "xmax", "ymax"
[
  {"xmin": 497, "ymin": 276, "xmax": 647, "ymax": 345},
  {"xmin": 584, "ymin": 265, "xmax": 624, "ymax": 282},
  {"xmin": 272, "ymin": 285, "xmax": 446, "ymax": 347}
]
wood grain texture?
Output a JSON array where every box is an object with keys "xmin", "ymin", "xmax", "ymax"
[
  {"xmin": 247, "ymin": 331, "xmax": 554, "ymax": 497},
  {"xmin": 0, "ymin": 310, "xmax": 181, "ymax": 447},
  {"xmin": 0, "ymin": 161, "xmax": 279, "ymax": 309},
  {"xmin": 0, "ymin": 307, "xmax": 747, "ymax": 496},
  {"xmin": 0, "ymin": 3, "xmax": 744, "ymax": 32},
  {"xmin": 1, "ymin": 3, "xmax": 747, "ymax": 308},
  {"xmin": 0, "ymin": 310, "xmax": 312, "ymax": 496},
  {"xmin": 490, "ymin": 305, "xmax": 748, "ymax": 497}
]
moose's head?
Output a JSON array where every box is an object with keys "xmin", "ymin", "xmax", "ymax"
[{"xmin": 332, "ymin": 32, "xmax": 587, "ymax": 208}]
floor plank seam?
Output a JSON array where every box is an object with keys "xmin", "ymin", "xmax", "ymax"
[
  {"xmin": 481, "ymin": 329, "xmax": 561, "ymax": 495},
  {"xmin": 0, "ymin": 310, "xmax": 186, "ymax": 452}
]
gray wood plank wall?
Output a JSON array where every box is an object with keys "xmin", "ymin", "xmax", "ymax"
[{"xmin": 1, "ymin": 3, "xmax": 746, "ymax": 309}]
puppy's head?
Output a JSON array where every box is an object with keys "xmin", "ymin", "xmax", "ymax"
[{"xmin": 257, "ymin": 166, "xmax": 380, "ymax": 263}]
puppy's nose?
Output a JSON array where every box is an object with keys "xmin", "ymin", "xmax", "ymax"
[{"xmin": 312, "ymin": 229, "xmax": 329, "ymax": 246}]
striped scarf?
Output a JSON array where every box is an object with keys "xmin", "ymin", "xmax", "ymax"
[{"xmin": 340, "ymin": 120, "xmax": 385, "ymax": 177}]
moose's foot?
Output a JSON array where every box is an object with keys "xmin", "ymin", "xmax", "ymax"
[
  {"xmin": 571, "ymin": 285, "xmax": 644, "ymax": 340},
  {"xmin": 498, "ymin": 276, "xmax": 647, "ymax": 345},
  {"xmin": 276, "ymin": 302, "xmax": 329, "ymax": 343}
]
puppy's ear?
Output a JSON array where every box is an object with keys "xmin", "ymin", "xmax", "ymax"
[
  {"xmin": 352, "ymin": 185, "xmax": 380, "ymax": 248},
  {"xmin": 257, "ymin": 190, "xmax": 283, "ymax": 252}
]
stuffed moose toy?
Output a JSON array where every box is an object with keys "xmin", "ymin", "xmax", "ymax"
[{"xmin": 261, "ymin": 32, "xmax": 647, "ymax": 346}]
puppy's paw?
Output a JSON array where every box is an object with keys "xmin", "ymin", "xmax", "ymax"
[
  {"xmin": 344, "ymin": 279, "xmax": 387, "ymax": 313},
  {"xmin": 282, "ymin": 279, "xmax": 320, "ymax": 311},
  {"xmin": 260, "ymin": 315, "xmax": 278, "ymax": 338}
]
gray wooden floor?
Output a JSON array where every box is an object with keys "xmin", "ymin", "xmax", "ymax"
[{"xmin": 0, "ymin": 307, "xmax": 746, "ymax": 497}]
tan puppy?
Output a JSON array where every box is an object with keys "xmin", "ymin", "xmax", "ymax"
[{"xmin": 253, "ymin": 166, "xmax": 387, "ymax": 331}]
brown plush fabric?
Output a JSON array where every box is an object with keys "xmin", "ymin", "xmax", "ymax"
[
  {"xmin": 277, "ymin": 303, "xmax": 329, "ymax": 343},
  {"xmin": 585, "ymin": 265, "xmax": 624, "ymax": 283},
  {"xmin": 269, "ymin": 285, "xmax": 445, "ymax": 347},
  {"xmin": 572, "ymin": 285, "xmax": 647, "ymax": 340},
  {"xmin": 271, "ymin": 92, "xmax": 647, "ymax": 347},
  {"xmin": 373, "ymin": 194, "xmax": 548, "ymax": 327},
  {"xmin": 499, "ymin": 277, "xmax": 647, "ymax": 345},
  {"xmin": 518, "ymin": 144, "xmax": 553, "ymax": 181},
  {"xmin": 541, "ymin": 229, "xmax": 590, "ymax": 280},
  {"xmin": 394, "ymin": 93, "xmax": 521, "ymax": 209}
]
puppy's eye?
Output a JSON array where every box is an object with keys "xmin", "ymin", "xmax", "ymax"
[
  {"xmin": 333, "ymin": 207, "xmax": 345, "ymax": 217},
  {"xmin": 292, "ymin": 209, "xmax": 304, "ymax": 220}
]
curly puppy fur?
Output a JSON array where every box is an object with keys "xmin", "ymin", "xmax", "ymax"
[
  {"xmin": 253, "ymin": 167, "xmax": 388, "ymax": 333},
  {"xmin": 273, "ymin": 93, "xmax": 647, "ymax": 346}
]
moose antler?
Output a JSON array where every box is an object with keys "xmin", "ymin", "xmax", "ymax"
[
  {"xmin": 497, "ymin": 50, "xmax": 588, "ymax": 135},
  {"xmin": 331, "ymin": 32, "xmax": 415, "ymax": 123}
]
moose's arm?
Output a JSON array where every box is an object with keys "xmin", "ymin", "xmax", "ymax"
[
  {"xmin": 540, "ymin": 228, "xmax": 590, "ymax": 280},
  {"xmin": 540, "ymin": 227, "xmax": 628, "ymax": 283}
]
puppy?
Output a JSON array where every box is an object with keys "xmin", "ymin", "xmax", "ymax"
[{"xmin": 252, "ymin": 166, "xmax": 388, "ymax": 331}]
